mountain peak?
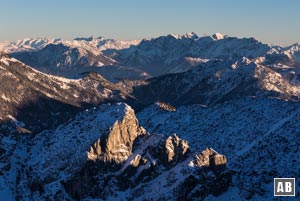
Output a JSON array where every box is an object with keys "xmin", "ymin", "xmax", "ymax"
[
  {"xmin": 212, "ymin": 33, "xmax": 226, "ymax": 40},
  {"xmin": 169, "ymin": 32, "xmax": 198, "ymax": 39},
  {"xmin": 183, "ymin": 32, "xmax": 198, "ymax": 38}
]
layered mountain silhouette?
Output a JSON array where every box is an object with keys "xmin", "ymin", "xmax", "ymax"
[{"xmin": 4, "ymin": 33, "xmax": 299, "ymax": 81}]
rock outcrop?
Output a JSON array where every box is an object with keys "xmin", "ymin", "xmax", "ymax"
[
  {"xmin": 64, "ymin": 131, "xmax": 231, "ymax": 200},
  {"xmin": 174, "ymin": 148, "xmax": 232, "ymax": 200},
  {"xmin": 155, "ymin": 101, "xmax": 176, "ymax": 111},
  {"xmin": 20, "ymin": 103, "xmax": 145, "ymax": 199},
  {"xmin": 191, "ymin": 147, "xmax": 227, "ymax": 169},
  {"xmin": 87, "ymin": 105, "xmax": 146, "ymax": 163},
  {"xmin": 156, "ymin": 134, "xmax": 190, "ymax": 167},
  {"xmin": 2, "ymin": 102, "xmax": 232, "ymax": 201}
]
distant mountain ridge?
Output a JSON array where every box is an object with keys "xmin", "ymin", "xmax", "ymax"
[
  {"xmin": 2, "ymin": 33, "xmax": 299, "ymax": 81},
  {"xmin": 0, "ymin": 36, "xmax": 141, "ymax": 53}
]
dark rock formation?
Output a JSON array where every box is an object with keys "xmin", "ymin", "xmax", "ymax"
[
  {"xmin": 64, "ymin": 129, "xmax": 231, "ymax": 200},
  {"xmin": 192, "ymin": 147, "xmax": 227, "ymax": 170},
  {"xmin": 160, "ymin": 134, "xmax": 190, "ymax": 167},
  {"xmin": 175, "ymin": 148, "xmax": 231, "ymax": 200}
]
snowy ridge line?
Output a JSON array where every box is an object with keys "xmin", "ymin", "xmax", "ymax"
[{"xmin": 2, "ymin": 33, "xmax": 299, "ymax": 81}]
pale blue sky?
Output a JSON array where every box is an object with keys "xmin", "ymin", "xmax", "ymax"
[{"xmin": 1, "ymin": 0, "xmax": 299, "ymax": 46}]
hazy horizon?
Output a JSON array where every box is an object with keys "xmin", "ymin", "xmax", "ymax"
[{"xmin": 1, "ymin": 0, "xmax": 300, "ymax": 46}]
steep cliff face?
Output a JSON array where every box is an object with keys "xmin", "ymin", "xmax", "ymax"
[
  {"xmin": 87, "ymin": 105, "xmax": 147, "ymax": 163},
  {"xmin": 157, "ymin": 134, "xmax": 190, "ymax": 167}
]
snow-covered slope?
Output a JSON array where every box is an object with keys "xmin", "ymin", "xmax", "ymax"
[
  {"xmin": 0, "ymin": 103, "xmax": 231, "ymax": 200},
  {"xmin": 3, "ymin": 47, "xmax": 300, "ymax": 129},
  {"xmin": 0, "ymin": 52, "xmax": 132, "ymax": 132},
  {"xmin": 265, "ymin": 43, "xmax": 300, "ymax": 67},
  {"xmin": 284, "ymin": 43, "xmax": 300, "ymax": 64},
  {"xmin": 137, "ymin": 98, "xmax": 300, "ymax": 200},
  {"xmin": 130, "ymin": 57, "xmax": 300, "ymax": 108},
  {"xmin": 2, "ymin": 97, "xmax": 299, "ymax": 200},
  {"xmin": 10, "ymin": 38, "xmax": 149, "ymax": 80},
  {"xmin": 12, "ymin": 42, "xmax": 115, "ymax": 68}
]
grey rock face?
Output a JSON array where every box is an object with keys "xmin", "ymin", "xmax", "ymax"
[
  {"xmin": 161, "ymin": 134, "xmax": 190, "ymax": 166},
  {"xmin": 192, "ymin": 147, "xmax": 227, "ymax": 169},
  {"xmin": 174, "ymin": 148, "xmax": 231, "ymax": 200},
  {"xmin": 88, "ymin": 106, "xmax": 147, "ymax": 163}
]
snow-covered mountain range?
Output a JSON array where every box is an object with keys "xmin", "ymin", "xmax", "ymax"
[
  {"xmin": 1, "ymin": 33, "xmax": 299, "ymax": 81},
  {"xmin": 0, "ymin": 36, "xmax": 140, "ymax": 53},
  {"xmin": 1, "ymin": 33, "xmax": 300, "ymax": 200},
  {"xmin": 0, "ymin": 38, "xmax": 62, "ymax": 53}
]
